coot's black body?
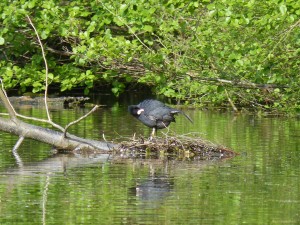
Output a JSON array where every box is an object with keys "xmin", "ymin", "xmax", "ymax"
[{"xmin": 128, "ymin": 99, "xmax": 192, "ymax": 136}]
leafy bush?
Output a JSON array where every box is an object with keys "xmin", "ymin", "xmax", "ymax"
[{"xmin": 0, "ymin": 0, "xmax": 300, "ymax": 112}]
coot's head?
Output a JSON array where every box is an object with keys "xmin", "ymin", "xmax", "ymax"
[{"xmin": 128, "ymin": 105, "xmax": 144, "ymax": 117}]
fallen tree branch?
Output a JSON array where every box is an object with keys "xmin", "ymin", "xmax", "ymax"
[
  {"xmin": 0, "ymin": 116, "xmax": 115, "ymax": 151},
  {"xmin": 186, "ymin": 72, "xmax": 289, "ymax": 89},
  {"xmin": 0, "ymin": 84, "xmax": 114, "ymax": 151}
]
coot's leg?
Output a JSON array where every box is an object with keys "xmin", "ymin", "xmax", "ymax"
[{"xmin": 149, "ymin": 127, "xmax": 156, "ymax": 140}]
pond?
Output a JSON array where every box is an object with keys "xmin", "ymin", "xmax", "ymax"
[{"xmin": 0, "ymin": 94, "xmax": 300, "ymax": 224}]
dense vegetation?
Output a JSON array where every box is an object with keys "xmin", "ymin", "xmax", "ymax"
[{"xmin": 0, "ymin": 0, "xmax": 300, "ymax": 113}]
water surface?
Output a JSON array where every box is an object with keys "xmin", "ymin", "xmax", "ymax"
[{"xmin": 0, "ymin": 96, "xmax": 299, "ymax": 224}]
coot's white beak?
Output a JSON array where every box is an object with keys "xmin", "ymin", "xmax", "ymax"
[{"xmin": 137, "ymin": 108, "xmax": 144, "ymax": 115}]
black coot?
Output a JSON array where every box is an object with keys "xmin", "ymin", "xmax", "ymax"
[{"xmin": 128, "ymin": 99, "xmax": 193, "ymax": 137}]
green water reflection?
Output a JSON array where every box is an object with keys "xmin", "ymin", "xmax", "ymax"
[{"xmin": 0, "ymin": 100, "xmax": 300, "ymax": 224}]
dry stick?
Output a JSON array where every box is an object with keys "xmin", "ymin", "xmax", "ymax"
[
  {"xmin": 0, "ymin": 112, "xmax": 65, "ymax": 131},
  {"xmin": 63, "ymin": 105, "xmax": 99, "ymax": 137},
  {"xmin": 102, "ymin": 132, "xmax": 107, "ymax": 142},
  {"xmin": 225, "ymin": 89, "xmax": 238, "ymax": 112},
  {"xmin": 26, "ymin": 16, "xmax": 64, "ymax": 132},
  {"xmin": 0, "ymin": 81, "xmax": 17, "ymax": 121},
  {"xmin": 26, "ymin": 15, "xmax": 51, "ymax": 121}
]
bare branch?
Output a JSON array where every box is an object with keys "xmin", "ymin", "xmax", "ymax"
[
  {"xmin": 26, "ymin": 15, "xmax": 51, "ymax": 121},
  {"xmin": 0, "ymin": 110, "xmax": 65, "ymax": 132},
  {"xmin": 0, "ymin": 79, "xmax": 17, "ymax": 121},
  {"xmin": 225, "ymin": 89, "xmax": 238, "ymax": 112},
  {"xmin": 186, "ymin": 72, "xmax": 289, "ymax": 89},
  {"xmin": 46, "ymin": 46, "xmax": 74, "ymax": 56},
  {"xmin": 64, "ymin": 105, "xmax": 99, "ymax": 137}
]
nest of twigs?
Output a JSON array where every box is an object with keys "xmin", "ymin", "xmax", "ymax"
[{"xmin": 116, "ymin": 134, "xmax": 237, "ymax": 160}]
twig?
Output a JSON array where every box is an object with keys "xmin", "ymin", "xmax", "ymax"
[
  {"xmin": 102, "ymin": 132, "xmax": 107, "ymax": 142},
  {"xmin": 0, "ymin": 112, "xmax": 65, "ymax": 131},
  {"xmin": 26, "ymin": 15, "xmax": 51, "ymax": 121},
  {"xmin": 225, "ymin": 89, "xmax": 238, "ymax": 112},
  {"xmin": 263, "ymin": 18, "xmax": 300, "ymax": 63},
  {"xmin": 63, "ymin": 105, "xmax": 99, "ymax": 137},
  {"xmin": 161, "ymin": 123, "xmax": 170, "ymax": 138}
]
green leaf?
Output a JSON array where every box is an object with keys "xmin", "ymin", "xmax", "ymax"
[
  {"xmin": 84, "ymin": 87, "xmax": 90, "ymax": 95},
  {"xmin": 28, "ymin": 0, "xmax": 36, "ymax": 9},
  {"xmin": 279, "ymin": 4, "xmax": 287, "ymax": 15},
  {"xmin": 143, "ymin": 25, "xmax": 153, "ymax": 32},
  {"xmin": 40, "ymin": 30, "xmax": 49, "ymax": 39},
  {"xmin": 111, "ymin": 87, "xmax": 119, "ymax": 96},
  {"xmin": 0, "ymin": 37, "xmax": 5, "ymax": 45},
  {"xmin": 119, "ymin": 4, "xmax": 127, "ymax": 14},
  {"xmin": 48, "ymin": 73, "xmax": 54, "ymax": 80}
]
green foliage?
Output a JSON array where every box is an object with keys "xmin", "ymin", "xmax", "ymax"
[{"xmin": 0, "ymin": 0, "xmax": 300, "ymax": 112}]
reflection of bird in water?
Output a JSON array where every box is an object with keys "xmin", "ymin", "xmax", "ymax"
[
  {"xmin": 128, "ymin": 99, "xmax": 193, "ymax": 138},
  {"xmin": 129, "ymin": 176, "xmax": 173, "ymax": 209}
]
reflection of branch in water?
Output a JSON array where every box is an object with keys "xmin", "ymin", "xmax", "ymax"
[
  {"xmin": 42, "ymin": 173, "xmax": 51, "ymax": 225},
  {"xmin": 0, "ymin": 153, "xmax": 110, "ymax": 186},
  {"xmin": 12, "ymin": 136, "xmax": 24, "ymax": 168}
]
